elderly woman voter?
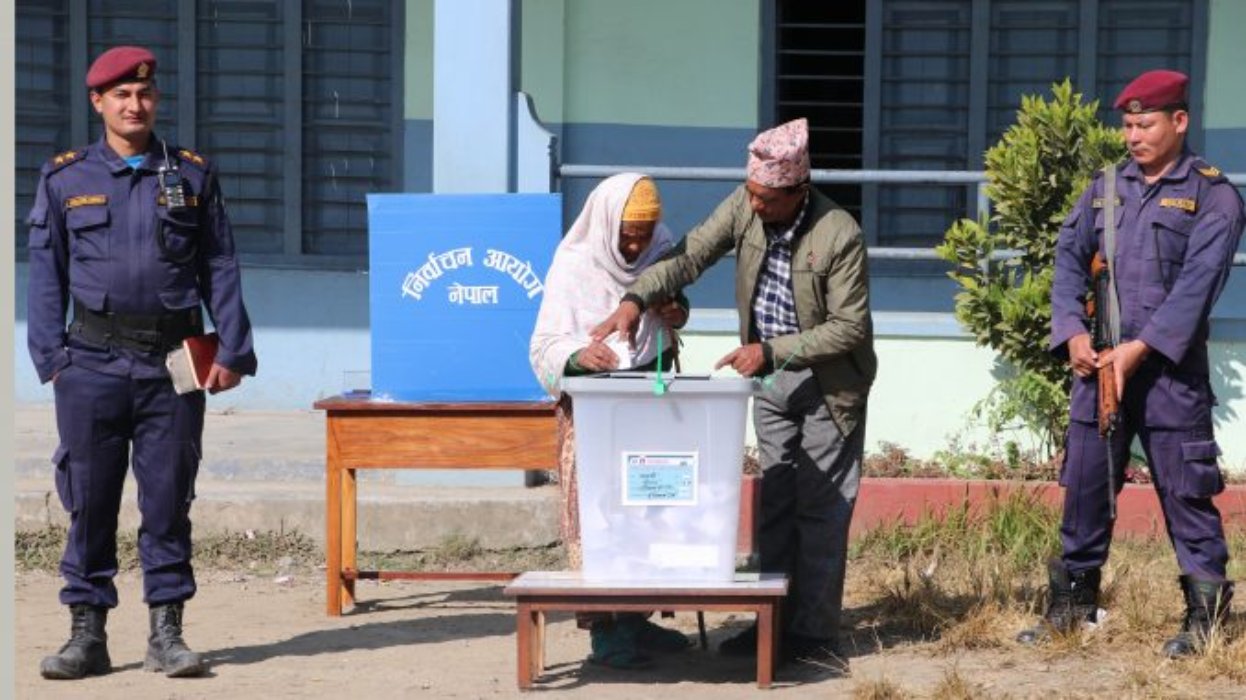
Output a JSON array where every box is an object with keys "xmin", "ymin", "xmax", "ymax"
[{"xmin": 529, "ymin": 173, "xmax": 690, "ymax": 669}]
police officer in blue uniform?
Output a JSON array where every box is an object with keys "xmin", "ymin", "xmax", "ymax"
[
  {"xmin": 1019, "ymin": 70, "xmax": 1244, "ymax": 656},
  {"xmin": 28, "ymin": 45, "xmax": 257, "ymax": 680}
]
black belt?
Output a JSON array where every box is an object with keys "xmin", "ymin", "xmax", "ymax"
[{"xmin": 70, "ymin": 299, "xmax": 203, "ymax": 354}]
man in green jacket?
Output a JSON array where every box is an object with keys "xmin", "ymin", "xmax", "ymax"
[{"xmin": 592, "ymin": 118, "xmax": 876, "ymax": 667}]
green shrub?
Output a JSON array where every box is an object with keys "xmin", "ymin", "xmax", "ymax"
[{"xmin": 936, "ymin": 79, "xmax": 1126, "ymax": 457}]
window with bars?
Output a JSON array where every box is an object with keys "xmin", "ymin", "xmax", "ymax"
[
  {"xmin": 14, "ymin": 0, "xmax": 401, "ymax": 263},
  {"xmin": 15, "ymin": 0, "xmax": 72, "ymax": 254},
  {"xmin": 774, "ymin": 2, "xmax": 865, "ymax": 221},
  {"xmin": 302, "ymin": 0, "xmax": 396, "ymax": 256},
  {"xmin": 197, "ymin": 0, "xmax": 287, "ymax": 255},
  {"xmin": 773, "ymin": 0, "xmax": 1201, "ymax": 248}
]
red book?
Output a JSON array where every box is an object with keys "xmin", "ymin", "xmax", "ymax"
[{"xmin": 166, "ymin": 332, "xmax": 219, "ymax": 394}]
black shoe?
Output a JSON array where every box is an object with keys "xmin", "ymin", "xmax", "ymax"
[
  {"xmin": 1161, "ymin": 575, "xmax": 1233, "ymax": 658},
  {"xmin": 1017, "ymin": 560, "xmax": 1100, "ymax": 645},
  {"xmin": 145, "ymin": 602, "xmax": 207, "ymax": 677},
  {"xmin": 717, "ymin": 624, "xmax": 758, "ymax": 657},
  {"xmin": 40, "ymin": 605, "xmax": 112, "ymax": 680}
]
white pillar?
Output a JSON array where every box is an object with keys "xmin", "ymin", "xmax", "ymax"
[{"xmin": 433, "ymin": 0, "xmax": 517, "ymax": 193}]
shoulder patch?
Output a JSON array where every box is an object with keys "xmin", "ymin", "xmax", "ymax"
[
  {"xmin": 177, "ymin": 148, "xmax": 207, "ymax": 169},
  {"xmin": 1192, "ymin": 160, "xmax": 1227, "ymax": 184},
  {"xmin": 46, "ymin": 149, "xmax": 85, "ymax": 172}
]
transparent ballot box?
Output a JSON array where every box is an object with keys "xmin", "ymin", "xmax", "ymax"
[{"xmin": 563, "ymin": 373, "xmax": 754, "ymax": 582}]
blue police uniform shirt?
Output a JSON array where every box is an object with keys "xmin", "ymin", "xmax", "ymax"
[
  {"xmin": 26, "ymin": 136, "xmax": 258, "ymax": 383},
  {"xmin": 1050, "ymin": 147, "xmax": 1245, "ymax": 427}
]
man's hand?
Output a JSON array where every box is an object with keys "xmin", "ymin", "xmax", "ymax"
[
  {"xmin": 714, "ymin": 343, "xmax": 766, "ymax": 377},
  {"xmin": 1100, "ymin": 339, "xmax": 1150, "ymax": 401},
  {"xmin": 205, "ymin": 363, "xmax": 242, "ymax": 394},
  {"xmin": 576, "ymin": 341, "xmax": 620, "ymax": 372},
  {"xmin": 590, "ymin": 300, "xmax": 642, "ymax": 348},
  {"xmin": 652, "ymin": 298, "xmax": 688, "ymax": 328},
  {"xmin": 1068, "ymin": 333, "xmax": 1097, "ymax": 378}
]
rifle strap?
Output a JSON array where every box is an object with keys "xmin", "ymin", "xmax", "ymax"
[{"xmin": 1103, "ymin": 164, "xmax": 1122, "ymax": 347}]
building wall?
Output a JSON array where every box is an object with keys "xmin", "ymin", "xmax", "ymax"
[
  {"xmin": 1204, "ymin": 0, "xmax": 1246, "ymax": 172},
  {"xmin": 16, "ymin": 0, "xmax": 1246, "ymax": 471}
]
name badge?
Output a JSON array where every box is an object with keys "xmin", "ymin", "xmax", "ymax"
[
  {"xmin": 65, "ymin": 194, "xmax": 107, "ymax": 209},
  {"xmin": 1159, "ymin": 197, "xmax": 1196, "ymax": 213},
  {"xmin": 1092, "ymin": 197, "xmax": 1122, "ymax": 209}
]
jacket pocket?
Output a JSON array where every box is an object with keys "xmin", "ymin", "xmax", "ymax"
[
  {"xmin": 1175, "ymin": 439, "xmax": 1224, "ymax": 498},
  {"xmin": 156, "ymin": 206, "xmax": 201, "ymax": 263},
  {"xmin": 1151, "ymin": 209, "xmax": 1194, "ymax": 261},
  {"xmin": 51, "ymin": 444, "xmax": 74, "ymax": 513},
  {"xmin": 66, "ymin": 205, "xmax": 110, "ymax": 261}
]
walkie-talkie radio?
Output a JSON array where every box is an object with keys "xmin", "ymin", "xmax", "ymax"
[{"xmin": 158, "ymin": 140, "xmax": 189, "ymax": 212}]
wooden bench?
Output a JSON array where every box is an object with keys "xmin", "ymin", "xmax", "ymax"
[
  {"xmin": 313, "ymin": 396, "xmax": 558, "ymax": 615},
  {"xmin": 502, "ymin": 571, "xmax": 788, "ymax": 689}
]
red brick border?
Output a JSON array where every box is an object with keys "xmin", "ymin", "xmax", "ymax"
[
  {"xmin": 735, "ymin": 477, "xmax": 1246, "ymax": 554},
  {"xmin": 850, "ymin": 478, "xmax": 1246, "ymax": 539}
]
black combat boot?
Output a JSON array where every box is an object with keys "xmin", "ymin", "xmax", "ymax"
[
  {"xmin": 1017, "ymin": 560, "xmax": 1100, "ymax": 644},
  {"xmin": 145, "ymin": 602, "xmax": 207, "ymax": 677},
  {"xmin": 40, "ymin": 604, "xmax": 112, "ymax": 680},
  {"xmin": 1161, "ymin": 575, "xmax": 1233, "ymax": 658}
]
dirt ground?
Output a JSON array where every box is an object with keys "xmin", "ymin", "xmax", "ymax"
[{"xmin": 13, "ymin": 568, "xmax": 1246, "ymax": 700}]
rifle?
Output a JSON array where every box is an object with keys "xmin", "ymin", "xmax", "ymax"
[{"xmin": 1087, "ymin": 251, "xmax": 1121, "ymax": 520}]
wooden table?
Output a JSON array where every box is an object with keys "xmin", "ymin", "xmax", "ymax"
[
  {"xmin": 313, "ymin": 395, "xmax": 558, "ymax": 615},
  {"xmin": 503, "ymin": 571, "xmax": 788, "ymax": 689}
]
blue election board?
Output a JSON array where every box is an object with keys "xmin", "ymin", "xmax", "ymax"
[{"xmin": 367, "ymin": 194, "xmax": 562, "ymax": 401}]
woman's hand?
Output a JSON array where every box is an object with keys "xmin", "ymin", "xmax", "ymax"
[{"xmin": 576, "ymin": 341, "xmax": 620, "ymax": 372}]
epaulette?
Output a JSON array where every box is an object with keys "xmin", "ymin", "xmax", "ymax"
[
  {"xmin": 1192, "ymin": 159, "xmax": 1227, "ymax": 184},
  {"xmin": 176, "ymin": 148, "xmax": 209, "ymax": 170},
  {"xmin": 45, "ymin": 149, "xmax": 86, "ymax": 173}
]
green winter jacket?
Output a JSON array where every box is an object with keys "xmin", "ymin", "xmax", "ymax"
[{"xmin": 625, "ymin": 185, "xmax": 877, "ymax": 437}]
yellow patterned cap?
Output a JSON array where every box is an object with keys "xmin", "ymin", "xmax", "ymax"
[{"xmin": 621, "ymin": 177, "xmax": 662, "ymax": 222}]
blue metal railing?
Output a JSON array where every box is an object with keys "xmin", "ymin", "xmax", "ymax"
[{"xmin": 557, "ymin": 165, "xmax": 1246, "ymax": 265}]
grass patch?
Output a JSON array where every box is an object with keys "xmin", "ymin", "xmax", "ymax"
[
  {"xmin": 16, "ymin": 525, "xmax": 321, "ymax": 575},
  {"xmin": 17, "ymin": 525, "xmax": 566, "ymax": 576},
  {"xmin": 852, "ymin": 489, "xmax": 1060, "ymax": 571},
  {"xmin": 851, "ymin": 676, "xmax": 913, "ymax": 699},
  {"xmin": 929, "ymin": 665, "xmax": 996, "ymax": 699},
  {"xmin": 847, "ymin": 494, "xmax": 1246, "ymax": 691},
  {"xmin": 359, "ymin": 540, "xmax": 566, "ymax": 573}
]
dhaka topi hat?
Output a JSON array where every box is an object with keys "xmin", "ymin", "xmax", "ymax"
[{"xmin": 747, "ymin": 118, "xmax": 811, "ymax": 188}]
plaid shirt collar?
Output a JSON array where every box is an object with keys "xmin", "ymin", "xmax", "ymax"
[
  {"xmin": 752, "ymin": 195, "xmax": 810, "ymax": 342},
  {"xmin": 763, "ymin": 195, "xmax": 809, "ymax": 246}
]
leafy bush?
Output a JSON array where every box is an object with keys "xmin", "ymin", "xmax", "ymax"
[{"xmin": 936, "ymin": 79, "xmax": 1127, "ymax": 457}]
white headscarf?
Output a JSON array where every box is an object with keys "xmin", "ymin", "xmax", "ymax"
[{"xmin": 529, "ymin": 173, "xmax": 675, "ymax": 396}]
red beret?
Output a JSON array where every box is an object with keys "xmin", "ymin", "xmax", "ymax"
[
  {"xmin": 1113, "ymin": 69, "xmax": 1189, "ymax": 114},
  {"xmin": 85, "ymin": 46, "xmax": 157, "ymax": 90}
]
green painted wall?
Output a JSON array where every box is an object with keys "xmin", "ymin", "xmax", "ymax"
[
  {"xmin": 1206, "ymin": 0, "xmax": 1246, "ymax": 128},
  {"xmin": 520, "ymin": 0, "xmax": 566, "ymax": 124},
  {"xmin": 405, "ymin": 0, "xmax": 433, "ymax": 120},
  {"xmin": 410, "ymin": 0, "xmax": 759, "ymax": 127},
  {"xmin": 522, "ymin": 0, "xmax": 760, "ymax": 128}
]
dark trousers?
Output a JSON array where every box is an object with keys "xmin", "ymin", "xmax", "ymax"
[
  {"xmin": 1060, "ymin": 419, "xmax": 1228, "ymax": 580},
  {"xmin": 754, "ymin": 367, "xmax": 863, "ymax": 642},
  {"xmin": 52, "ymin": 363, "xmax": 205, "ymax": 608}
]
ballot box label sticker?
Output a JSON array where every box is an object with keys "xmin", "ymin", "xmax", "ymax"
[{"xmin": 622, "ymin": 452, "xmax": 698, "ymax": 506}]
